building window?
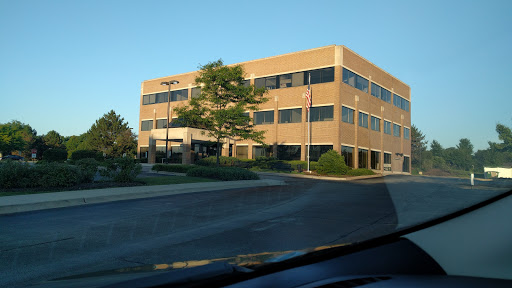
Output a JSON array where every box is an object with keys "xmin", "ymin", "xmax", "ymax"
[
  {"xmin": 342, "ymin": 106, "xmax": 354, "ymax": 124},
  {"xmin": 277, "ymin": 145, "xmax": 301, "ymax": 161},
  {"xmin": 358, "ymin": 148, "xmax": 368, "ymax": 169},
  {"xmin": 254, "ymin": 68, "xmax": 333, "ymax": 91},
  {"xmin": 243, "ymin": 79, "xmax": 250, "ymax": 87},
  {"xmin": 252, "ymin": 146, "xmax": 273, "ymax": 158},
  {"xmin": 139, "ymin": 147, "xmax": 148, "ymax": 159},
  {"xmin": 341, "ymin": 146, "xmax": 354, "ymax": 167},
  {"xmin": 191, "ymin": 87, "xmax": 201, "ymax": 98},
  {"xmin": 309, "ymin": 67, "xmax": 335, "ymax": 84},
  {"xmin": 254, "ymin": 110, "xmax": 274, "ymax": 125},
  {"xmin": 371, "ymin": 116, "xmax": 380, "ymax": 131},
  {"xmin": 384, "ymin": 153, "xmax": 391, "ymax": 171},
  {"xmin": 171, "ymin": 89, "xmax": 188, "ymax": 102},
  {"xmin": 393, "ymin": 94, "xmax": 410, "ymax": 112},
  {"xmin": 236, "ymin": 146, "xmax": 248, "ymax": 159},
  {"xmin": 403, "ymin": 156, "xmax": 410, "ymax": 172},
  {"xmin": 384, "ymin": 120, "xmax": 392, "ymax": 135},
  {"xmin": 393, "ymin": 124, "xmax": 401, "ymax": 137},
  {"xmin": 371, "ymin": 151, "xmax": 381, "ymax": 170},
  {"xmin": 342, "ymin": 68, "xmax": 368, "ymax": 93},
  {"xmin": 141, "ymin": 120, "xmax": 153, "ymax": 131},
  {"xmin": 404, "ymin": 127, "xmax": 410, "ymax": 140},
  {"xmin": 359, "ymin": 112, "xmax": 368, "ymax": 128},
  {"xmin": 308, "ymin": 145, "xmax": 333, "ymax": 161},
  {"xmin": 279, "ymin": 108, "xmax": 302, "ymax": 124},
  {"xmin": 309, "ymin": 106, "xmax": 334, "ymax": 122},
  {"xmin": 156, "ymin": 119, "xmax": 169, "ymax": 129},
  {"xmin": 371, "ymin": 83, "xmax": 391, "ymax": 103}
]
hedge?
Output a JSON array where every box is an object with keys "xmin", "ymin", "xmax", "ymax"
[
  {"xmin": 195, "ymin": 156, "xmax": 239, "ymax": 167},
  {"xmin": 0, "ymin": 161, "xmax": 83, "ymax": 189},
  {"xmin": 186, "ymin": 166, "xmax": 259, "ymax": 181},
  {"xmin": 43, "ymin": 148, "xmax": 68, "ymax": 162},
  {"xmin": 71, "ymin": 150, "xmax": 104, "ymax": 162},
  {"xmin": 284, "ymin": 160, "xmax": 318, "ymax": 171},
  {"xmin": 346, "ymin": 168, "xmax": 375, "ymax": 176},
  {"xmin": 152, "ymin": 164, "xmax": 194, "ymax": 173}
]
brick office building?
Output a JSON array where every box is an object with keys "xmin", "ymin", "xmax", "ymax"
[{"xmin": 138, "ymin": 45, "xmax": 411, "ymax": 173}]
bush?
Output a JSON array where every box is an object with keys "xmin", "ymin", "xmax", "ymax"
[
  {"xmin": 253, "ymin": 156, "xmax": 279, "ymax": 169},
  {"xmin": 195, "ymin": 156, "xmax": 240, "ymax": 167},
  {"xmin": 71, "ymin": 150, "xmax": 104, "ymax": 162},
  {"xmin": 316, "ymin": 150, "xmax": 349, "ymax": 175},
  {"xmin": 43, "ymin": 148, "xmax": 68, "ymax": 162},
  {"xmin": 100, "ymin": 158, "xmax": 142, "ymax": 182},
  {"xmin": 186, "ymin": 166, "xmax": 259, "ymax": 181},
  {"xmin": 152, "ymin": 164, "xmax": 194, "ymax": 173},
  {"xmin": 346, "ymin": 168, "xmax": 375, "ymax": 176},
  {"xmin": 33, "ymin": 162, "xmax": 82, "ymax": 188},
  {"xmin": 75, "ymin": 158, "xmax": 99, "ymax": 183},
  {"xmin": 0, "ymin": 161, "xmax": 33, "ymax": 189},
  {"xmin": 284, "ymin": 160, "xmax": 318, "ymax": 171}
]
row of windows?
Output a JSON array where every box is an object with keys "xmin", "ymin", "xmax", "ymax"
[
  {"xmin": 342, "ymin": 68, "xmax": 369, "ymax": 93},
  {"xmin": 253, "ymin": 106, "xmax": 335, "ymax": 125},
  {"xmin": 142, "ymin": 88, "xmax": 192, "ymax": 105},
  {"xmin": 393, "ymin": 94, "xmax": 410, "ymax": 112},
  {"xmin": 341, "ymin": 107, "xmax": 409, "ymax": 139},
  {"xmin": 371, "ymin": 83, "xmax": 392, "ymax": 104},
  {"xmin": 343, "ymin": 68, "xmax": 410, "ymax": 111},
  {"xmin": 254, "ymin": 67, "xmax": 334, "ymax": 90},
  {"xmin": 341, "ymin": 146, "xmax": 408, "ymax": 170}
]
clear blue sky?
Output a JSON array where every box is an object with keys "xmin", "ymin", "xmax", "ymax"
[{"xmin": 1, "ymin": 0, "xmax": 511, "ymax": 151}]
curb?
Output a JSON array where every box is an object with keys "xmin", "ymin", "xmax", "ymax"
[
  {"xmin": 255, "ymin": 171, "xmax": 384, "ymax": 181},
  {"xmin": 0, "ymin": 179, "xmax": 286, "ymax": 215}
]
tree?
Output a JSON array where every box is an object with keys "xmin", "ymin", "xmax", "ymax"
[
  {"xmin": 85, "ymin": 110, "xmax": 137, "ymax": 158},
  {"xmin": 64, "ymin": 133, "xmax": 91, "ymax": 158},
  {"xmin": 494, "ymin": 123, "xmax": 512, "ymax": 152},
  {"xmin": 0, "ymin": 121, "xmax": 36, "ymax": 156},
  {"xmin": 174, "ymin": 59, "xmax": 268, "ymax": 167},
  {"xmin": 456, "ymin": 138, "xmax": 474, "ymax": 171},
  {"xmin": 411, "ymin": 125, "xmax": 428, "ymax": 170},
  {"xmin": 430, "ymin": 139, "xmax": 444, "ymax": 158},
  {"xmin": 43, "ymin": 130, "xmax": 63, "ymax": 149}
]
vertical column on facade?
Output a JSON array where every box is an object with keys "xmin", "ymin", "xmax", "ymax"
[
  {"xmin": 152, "ymin": 109, "xmax": 157, "ymax": 129},
  {"xmin": 300, "ymin": 92, "xmax": 307, "ymax": 161},
  {"xmin": 182, "ymin": 131, "xmax": 192, "ymax": 165},
  {"xmin": 401, "ymin": 114, "xmax": 405, "ymax": 173},
  {"xmin": 222, "ymin": 138, "xmax": 230, "ymax": 157},
  {"xmin": 354, "ymin": 95, "xmax": 359, "ymax": 168},
  {"xmin": 334, "ymin": 67, "xmax": 342, "ymax": 154},
  {"xmin": 380, "ymin": 106, "xmax": 385, "ymax": 173},
  {"xmin": 248, "ymin": 140, "xmax": 253, "ymax": 160},
  {"xmin": 148, "ymin": 135, "xmax": 156, "ymax": 164},
  {"xmin": 274, "ymin": 96, "xmax": 279, "ymax": 158}
]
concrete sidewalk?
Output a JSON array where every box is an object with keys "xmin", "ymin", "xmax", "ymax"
[{"xmin": 0, "ymin": 179, "xmax": 285, "ymax": 215}]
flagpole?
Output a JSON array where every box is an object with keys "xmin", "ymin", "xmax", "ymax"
[{"xmin": 307, "ymin": 72, "xmax": 311, "ymax": 172}]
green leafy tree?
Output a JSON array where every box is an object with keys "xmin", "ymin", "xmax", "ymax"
[
  {"xmin": 64, "ymin": 133, "xmax": 90, "ymax": 158},
  {"xmin": 411, "ymin": 125, "xmax": 428, "ymax": 170},
  {"xmin": 86, "ymin": 110, "xmax": 137, "ymax": 158},
  {"xmin": 494, "ymin": 123, "xmax": 512, "ymax": 152},
  {"xmin": 43, "ymin": 130, "xmax": 63, "ymax": 149},
  {"xmin": 174, "ymin": 59, "xmax": 268, "ymax": 167},
  {"xmin": 430, "ymin": 139, "xmax": 444, "ymax": 158},
  {"xmin": 0, "ymin": 120, "xmax": 36, "ymax": 156}
]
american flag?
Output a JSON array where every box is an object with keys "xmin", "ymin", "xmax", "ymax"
[{"xmin": 305, "ymin": 88, "xmax": 311, "ymax": 111}]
